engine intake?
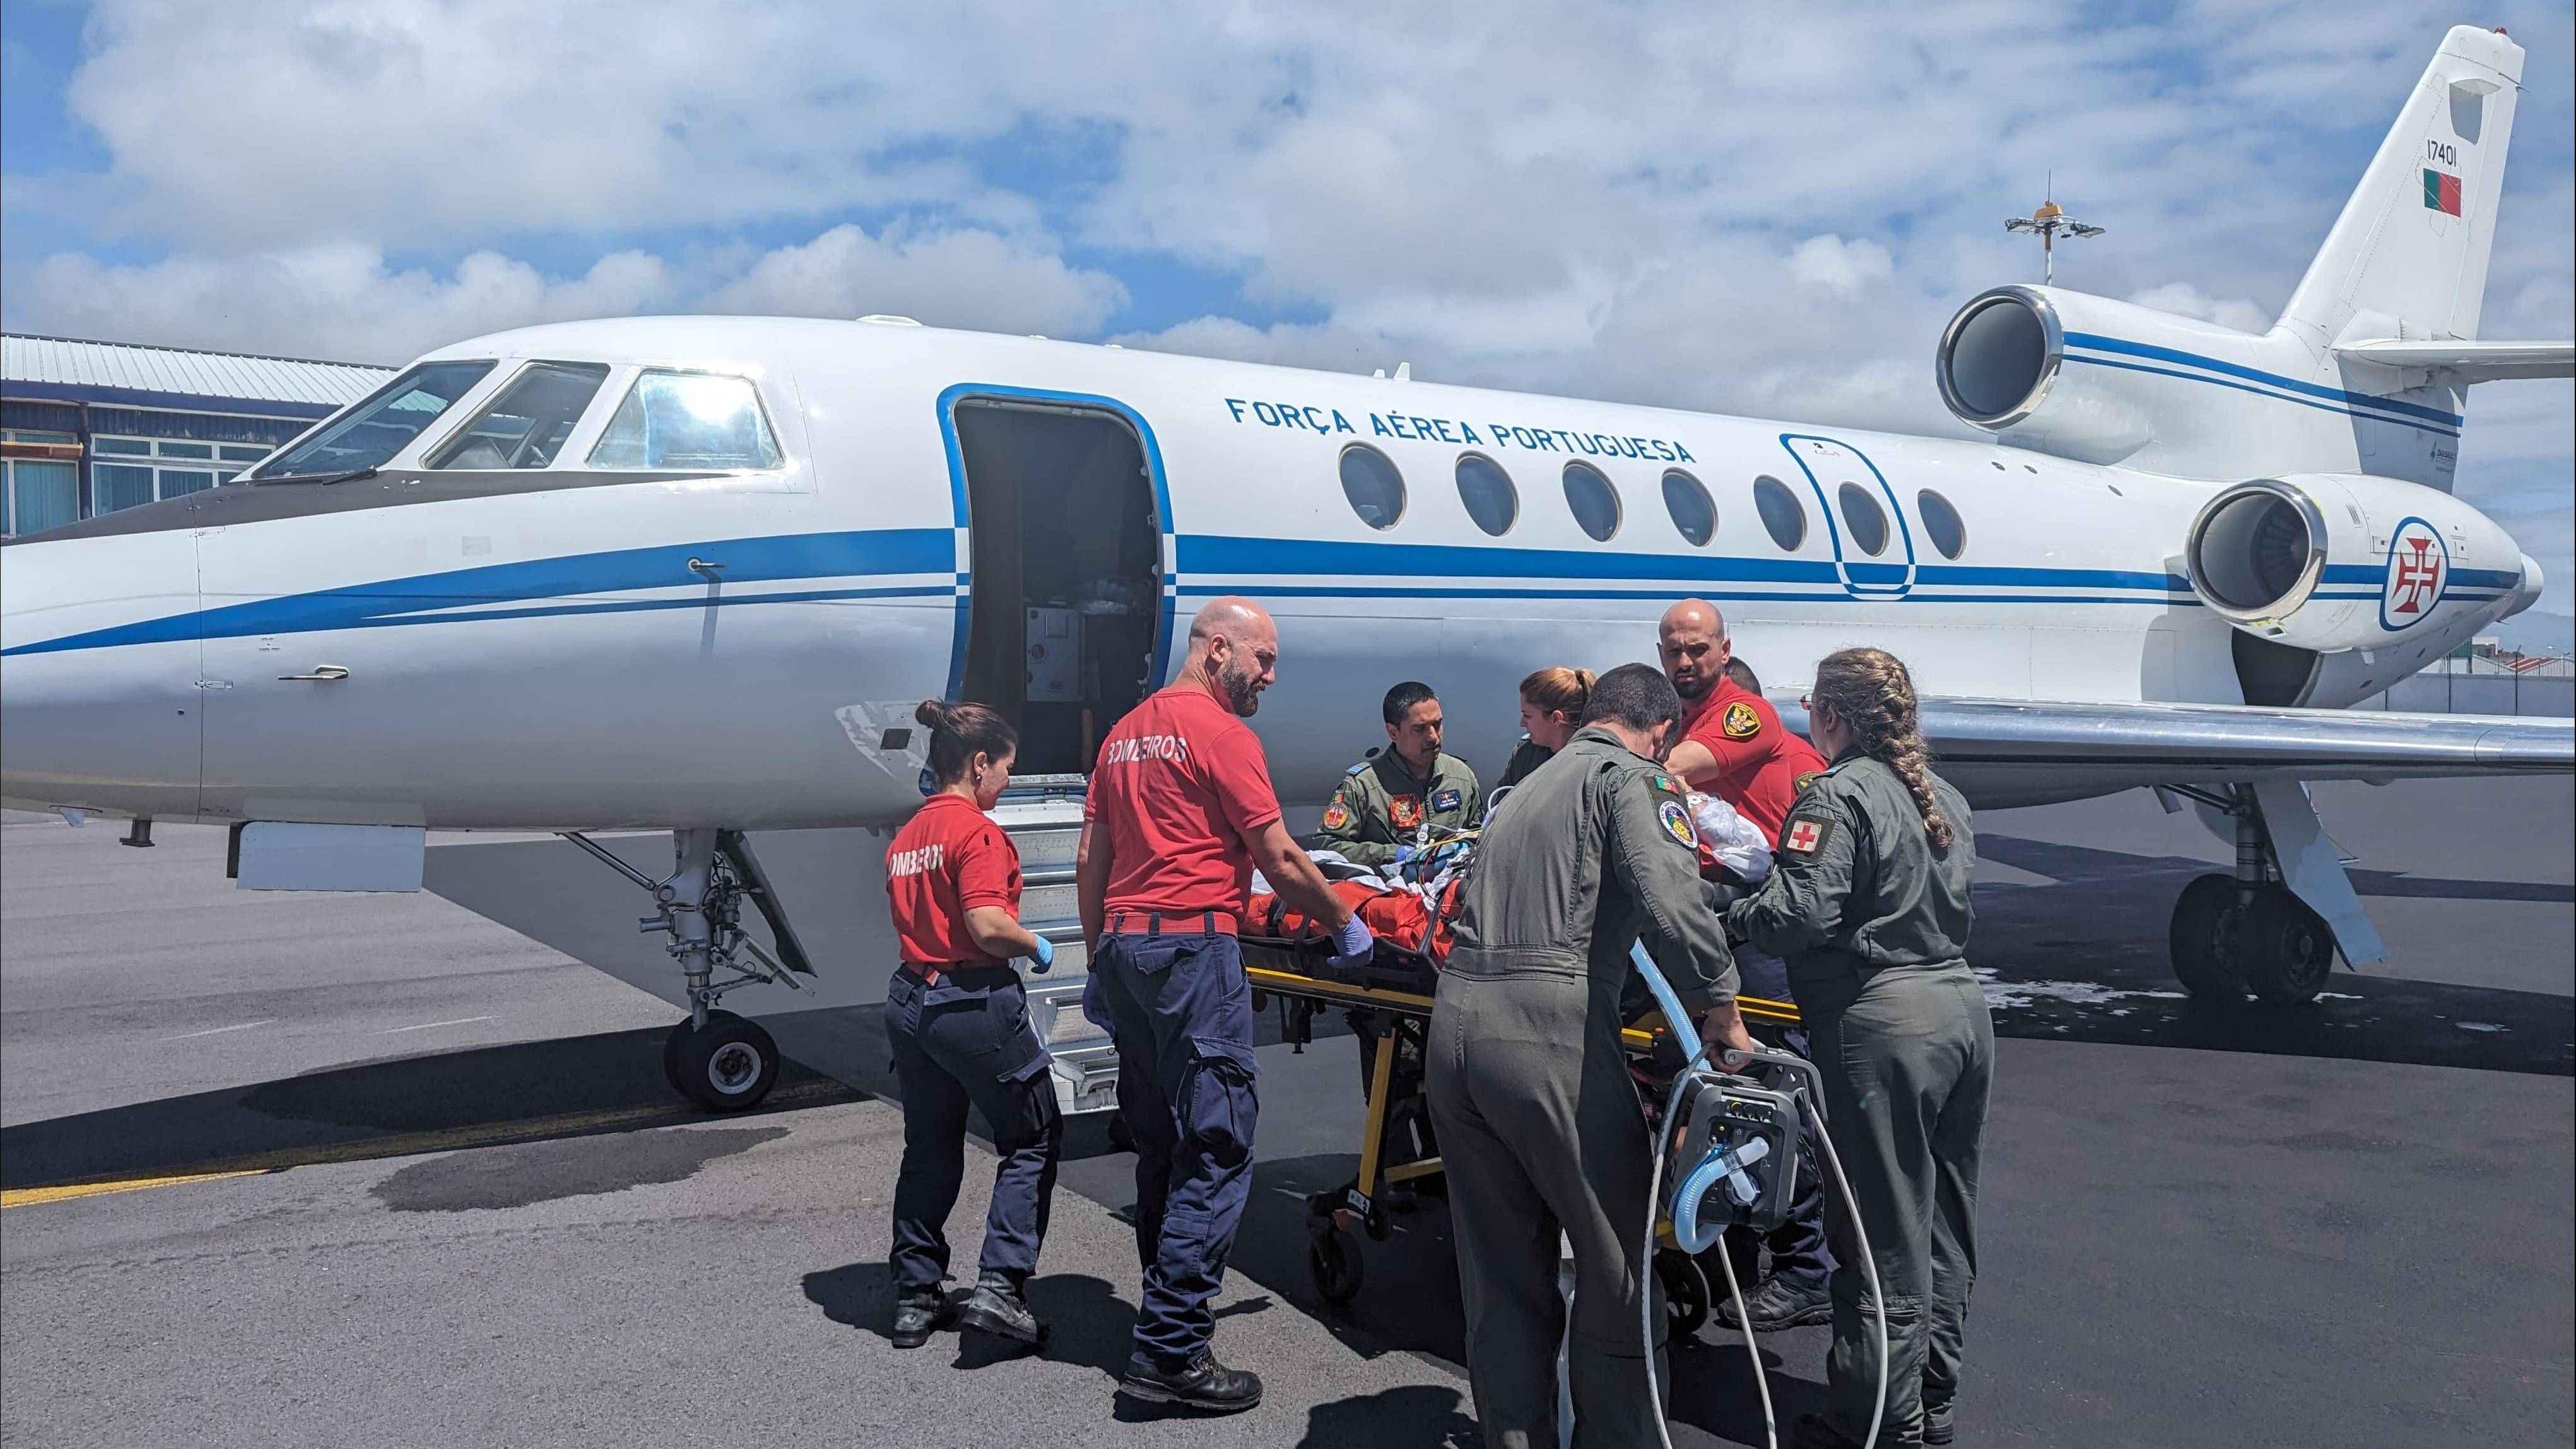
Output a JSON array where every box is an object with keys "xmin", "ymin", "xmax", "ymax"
[
  {"xmin": 1937, "ymin": 288, "xmax": 2056, "ymax": 426},
  {"xmin": 2188, "ymin": 481, "xmax": 2325, "ymax": 621}
]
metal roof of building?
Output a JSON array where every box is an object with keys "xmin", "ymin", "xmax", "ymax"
[{"xmin": 1, "ymin": 334, "xmax": 394, "ymax": 409}]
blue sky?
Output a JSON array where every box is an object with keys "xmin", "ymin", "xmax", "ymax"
[{"xmin": 3, "ymin": 0, "xmax": 2568, "ymax": 623}]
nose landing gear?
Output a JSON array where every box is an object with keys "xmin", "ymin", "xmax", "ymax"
[
  {"xmin": 2164, "ymin": 785, "xmax": 2341, "ymax": 1006},
  {"xmin": 563, "ymin": 827, "xmax": 816, "ymax": 1110}
]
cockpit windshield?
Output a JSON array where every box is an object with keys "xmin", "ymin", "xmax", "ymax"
[
  {"xmin": 427, "ymin": 361, "xmax": 611, "ymax": 470},
  {"xmin": 253, "ymin": 360, "xmax": 496, "ymax": 479}
]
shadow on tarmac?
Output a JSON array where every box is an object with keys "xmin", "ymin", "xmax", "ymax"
[{"xmin": 0, "ymin": 1024, "xmax": 851, "ymax": 1192}]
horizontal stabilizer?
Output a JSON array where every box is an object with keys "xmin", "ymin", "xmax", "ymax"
[
  {"xmin": 1777, "ymin": 695, "xmax": 2573, "ymax": 809},
  {"xmin": 2335, "ymin": 338, "xmax": 2574, "ymax": 382}
]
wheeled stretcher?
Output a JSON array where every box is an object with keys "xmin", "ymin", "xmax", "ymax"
[{"xmin": 1236, "ymin": 927, "xmax": 1801, "ymax": 1317}]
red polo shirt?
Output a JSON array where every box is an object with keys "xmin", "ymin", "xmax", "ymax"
[
  {"xmin": 885, "ymin": 792, "xmax": 1023, "ymax": 965},
  {"xmin": 1085, "ymin": 684, "xmax": 1283, "ymax": 925},
  {"xmin": 1680, "ymin": 678, "xmax": 1828, "ymax": 848}
]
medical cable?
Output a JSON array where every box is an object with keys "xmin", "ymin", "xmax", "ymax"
[{"xmin": 1628, "ymin": 942, "xmax": 1885, "ymax": 1449}]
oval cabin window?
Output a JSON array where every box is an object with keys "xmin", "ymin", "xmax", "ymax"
[
  {"xmin": 1753, "ymin": 475, "xmax": 1806, "ymax": 551},
  {"xmin": 1562, "ymin": 461, "xmax": 1621, "ymax": 542},
  {"xmin": 1339, "ymin": 444, "xmax": 1407, "ymax": 530}
]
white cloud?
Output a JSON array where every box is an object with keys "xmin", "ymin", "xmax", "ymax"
[
  {"xmin": 4, "ymin": 1, "xmax": 2568, "ymax": 602},
  {"xmin": 6, "ymin": 225, "xmax": 1123, "ymax": 363}
]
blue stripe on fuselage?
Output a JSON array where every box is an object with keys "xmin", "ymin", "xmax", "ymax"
[
  {"xmin": 0, "ymin": 528, "xmax": 954, "ymax": 657},
  {"xmin": 2061, "ymin": 332, "xmax": 2465, "ymax": 430}
]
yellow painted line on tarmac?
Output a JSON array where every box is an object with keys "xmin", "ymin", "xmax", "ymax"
[
  {"xmin": 0, "ymin": 1077, "xmax": 856, "ymax": 1211},
  {"xmin": 1, "ymin": 1170, "xmax": 274, "ymax": 1210}
]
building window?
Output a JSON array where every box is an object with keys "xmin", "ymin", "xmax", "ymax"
[
  {"xmin": 1335, "ymin": 443, "xmax": 1406, "ymax": 531},
  {"xmin": 4, "ymin": 459, "xmax": 78, "ymax": 536},
  {"xmin": 91, "ymin": 436, "xmax": 252, "ymax": 507}
]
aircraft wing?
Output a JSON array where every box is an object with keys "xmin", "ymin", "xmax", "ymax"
[
  {"xmin": 2334, "ymin": 338, "xmax": 2575, "ymax": 383},
  {"xmin": 1773, "ymin": 697, "xmax": 2575, "ymax": 809}
]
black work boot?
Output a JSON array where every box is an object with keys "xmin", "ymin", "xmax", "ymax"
[
  {"xmin": 1118, "ymin": 1349, "xmax": 1264, "ymax": 1413},
  {"xmin": 956, "ymin": 1278, "xmax": 1048, "ymax": 1347},
  {"xmin": 890, "ymin": 1291, "xmax": 955, "ymax": 1349},
  {"xmin": 1922, "ymin": 1397, "xmax": 1955, "ymax": 1445},
  {"xmin": 1715, "ymin": 1275, "xmax": 1833, "ymax": 1332}
]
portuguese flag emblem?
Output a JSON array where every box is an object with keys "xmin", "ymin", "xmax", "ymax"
[{"xmin": 2423, "ymin": 168, "xmax": 2462, "ymax": 216}]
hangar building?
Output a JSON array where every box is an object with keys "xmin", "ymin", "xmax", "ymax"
[{"xmin": 1, "ymin": 334, "xmax": 392, "ymax": 538}]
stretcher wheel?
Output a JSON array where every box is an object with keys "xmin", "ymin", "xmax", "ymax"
[
  {"xmin": 1656, "ymin": 1250, "xmax": 1710, "ymax": 1340},
  {"xmin": 1309, "ymin": 1229, "xmax": 1365, "ymax": 1305}
]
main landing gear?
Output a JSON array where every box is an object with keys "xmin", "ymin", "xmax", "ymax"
[
  {"xmin": 2163, "ymin": 785, "xmax": 2339, "ymax": 1006},
  {"xmin": 563, "ymin": 827, "xmax": 816, "ymax": 1110}
]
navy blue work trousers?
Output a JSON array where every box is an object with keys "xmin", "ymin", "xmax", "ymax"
[
  {"xmin": 1083, "ymin": 918, "xmax": 1259, "ymax": 1364},
  {"xmin": 883, "ymin": 964, "xmax": 1062, "ymax": 1296}
]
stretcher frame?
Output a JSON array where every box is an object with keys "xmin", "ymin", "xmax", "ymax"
[{"xmin": 1238, "ymin": 933, "xmax": 1799, "ymax": 1306}]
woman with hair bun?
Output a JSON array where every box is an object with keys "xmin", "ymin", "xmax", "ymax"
[
  {"xmin": 1495, "ymin": 666, "xmax": 1593, "ymax": 792},
  {"xmin": 1726, "ymin": 647, "xmax": 1991, "ymax": 1449},
  {"xmin": 881, "ymin": 698, "xmax": 1062, "ymax": 1354}
]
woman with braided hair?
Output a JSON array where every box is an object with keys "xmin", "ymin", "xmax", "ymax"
[{"xmin": 1727, "ymin": 647, "xmax": 1992, "ymax": 1449}]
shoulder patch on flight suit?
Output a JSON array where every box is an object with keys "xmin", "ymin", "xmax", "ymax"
[
  {"xmin": 1389, "ymin": 794, "xmax": 1425, "ymax": 830},
  {"xmin": 1431, "ymin": 787, "xmax": 1463, "ymax": 812},
  {"xmin": 1657, "ymin": 797, "xmax": 1700, "ymax": 850},
  {"xmin": 1321, "ymin": 801, "xmax": 1351, "ymax": 830},
  {"xmin": 1347, "ymin": 762, "xmax": 1369, "ymax": 776},
  {"xmin": 1651, "ymin": 773, "xmax": 1678, "ymax": 795},
  {"xmin": 1721, "ymin": 701, "xmax": 1762, "ymax": 741},
  {"xmin": 1792, "ymin": 770, "xmax": 1822, "ymax": 795},
  {"xmin": 1782, "ymin": 814, "xmax": 1833, "ymax": 855}
]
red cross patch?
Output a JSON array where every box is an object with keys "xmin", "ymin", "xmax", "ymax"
[{"xmin": 1784, "ymin": 816, "xmax": 1830, "ymax": 855}]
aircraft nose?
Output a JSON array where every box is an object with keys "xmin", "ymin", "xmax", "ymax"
[{"xmin": 0, "ymin": 532, "xmax": 205, "ymax": 819}]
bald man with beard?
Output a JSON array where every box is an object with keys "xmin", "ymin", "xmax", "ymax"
[{"xmin": 1078, "ymin": 597, "xmax": 1372, "ymax": 1413}]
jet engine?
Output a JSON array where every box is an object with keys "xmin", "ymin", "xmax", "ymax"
[
  {"xmin": 2182, "ymin": 472, "xmax": 2525, "ymax": 654},
  {"xmin": 1936, "ymin": 285, "xmax": 2302, "ymax": 471}
]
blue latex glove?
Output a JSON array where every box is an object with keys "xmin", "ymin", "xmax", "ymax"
[
  {"xmin": 1027, "ymin": 934, "xmax": 1056, "ymax": 973},
  {"xmin": 1327, "ymin": 914, "xmax": 1375, "ymax": 969}
]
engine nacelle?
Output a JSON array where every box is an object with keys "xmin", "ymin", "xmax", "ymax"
[
  {"xmin": 2183, "ymin": 472, "xmax": 2524, "ymax": 655},
  {"xmin": 1936, "ymin": 285, "xmax": 2287, "ymax": 469}
]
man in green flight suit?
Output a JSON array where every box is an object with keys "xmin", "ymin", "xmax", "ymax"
[{"xmin": 1312, "ymin": 681, "xmax": 1485, "ymax": 867}]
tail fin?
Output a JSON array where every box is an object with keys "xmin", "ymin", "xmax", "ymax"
[{"xmin": 2277, "ymin": 25, "xmax": 2524, "ymax": 349}]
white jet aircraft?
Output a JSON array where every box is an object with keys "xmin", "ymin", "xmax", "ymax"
[{"xmin": 5, "ymin": 25, "xmax": 2569, "ymax": 1112}]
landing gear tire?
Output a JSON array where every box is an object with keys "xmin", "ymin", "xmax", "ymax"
[
  {"xmin": 2239, "ymin": 887, "xmax": 2336, "ymax": 1006},
  {"xmin": 1656, "ymin": 1249, "xmax": 1710, "ymax": 1341},
  {"xmin": 2169, "ymin": 873, "xmax": 2247, "ymax": 1001},
  {"xmin": 668, "ymin": 1011, "xmax": 780, "ymax": 1111},
  {"xmin": 1309, "ymin": 1229, "xmax": 1365, "ymax": 1305}
]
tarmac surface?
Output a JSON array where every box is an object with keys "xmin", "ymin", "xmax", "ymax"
[{"xmin": 3, "ymin": 777, "xmax": 2570, "ymax": 1448}]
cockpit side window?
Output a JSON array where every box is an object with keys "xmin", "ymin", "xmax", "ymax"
[
  {"xmin": 587, "ymin": 370, "xmax": 782, "ymax": 471},
  {"xmin": 427, "ymin": 361, "xmax": 612, "ymax": 470},
  {"xmin": 252, "ymin": 360, "xmax": 497, "ymax": 479}
]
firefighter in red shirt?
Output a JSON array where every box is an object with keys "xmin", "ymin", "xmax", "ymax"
[
  {"xmin": 1658, "ymin": 597, "xmax": 1839, "ymax": 1336},
  {"xmin": 881, "ymin": 700, "xmax": 1062, "ymax": 1352},
  {"xmin": 1077, "ymin": 596, "xmax": 1371, "ymax": 1414}
]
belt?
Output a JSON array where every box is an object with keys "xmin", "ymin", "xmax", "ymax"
[
  {"xmin": 1103, "ymin": 909, "xmax": 1237, "ymax": 938},
  {"xmin": 898, "ymin": 959, "xmax": 1013, "ymax": 985}
]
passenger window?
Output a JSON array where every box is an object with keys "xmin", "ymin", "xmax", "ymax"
[
  {"xmin": 429, "ymin": 361, "xmax": 612, "ymax": 470},
  {"xmin": 1454, "ymin": 454, "xmax": 1517, "ymax": 536},
  {"xmin": 1662, "ymin": 469, "xmax": 1715, "ymax": 547},
  {"xmin": 1753, "ymin": 476, "xmax": 1806, "ymax": 551},
  {"xmin": 1339, "ymin": 444, "xmax": 1406, "ymax": 529},
  {"xmin": 1562, "ymin": 461, "xmax": 1621, "ymax": 541},
  {"xmin": 254, "ymin": 360, "xmax": 497, "ymax": 479},
  {"xmin": 1918, "ymin": 489, "xmax": 1967, "ymax": 559},
  {"xmin": 1837, "ymin": 482, "xmax": 1890, "ymax": 556},
  {"xmin": 589, "ymin": 370, "xmax": 784, "ymax": 471}
]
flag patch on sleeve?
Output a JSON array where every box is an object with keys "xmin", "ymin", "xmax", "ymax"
[{"xmin": 1783, "ymin": 815, "xmax": 1832, "ymax": 855}]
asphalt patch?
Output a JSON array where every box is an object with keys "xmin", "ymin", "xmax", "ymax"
[{"xmin": 371, "ymin": 1124, "xmax": 787, "ymax": 1211}]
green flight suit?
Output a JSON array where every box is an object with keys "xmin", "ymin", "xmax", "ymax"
[
  {"xmin": 1426, "ymin": 726, "xmax": 1738, "ymax": 1448},
  {"xmin": 1313, "ymin": 749, "xmax": 1483, "ymax": 867},
  {"xmin": 1495, "ymin": 736, "xmax": 1554, "ymax": 792},
  {"xmin": 1727, "ymin": 753, "xmax": 1991, "ymax": 1448}
]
